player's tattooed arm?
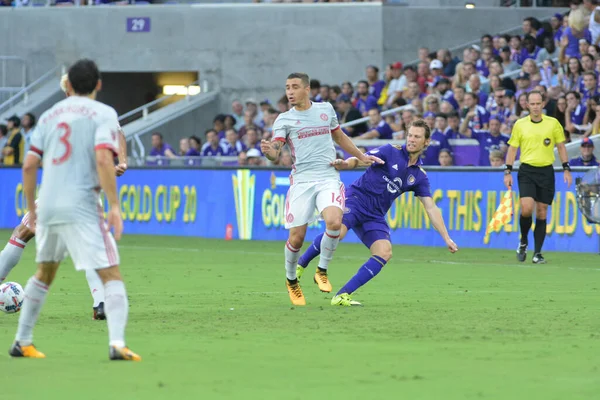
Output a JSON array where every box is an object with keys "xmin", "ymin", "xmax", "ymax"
[
  {"xmin": 331, "ymin": 127, "xmax": 384, "ymax": 165},
  {"xmin": 331, "ymin": 157, "xmax": 372, "ymax": 170},
  {"xmin": 261, "ymin": 139, "xmax": 282, "ymax": 161}
]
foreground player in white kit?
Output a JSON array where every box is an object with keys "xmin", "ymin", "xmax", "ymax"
[
  {"xmin": 0, "ymin": 75, "xmax": 128, "ymax": 321},
  {"xmin": 261, "ymin": 72, "xmax": 383, "ymax": 306},
  {"xmin": 9, "ymin": 59, "xmax": 140, "ymax": 361}
]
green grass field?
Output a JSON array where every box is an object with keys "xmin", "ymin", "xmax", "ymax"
[{"xmin": 1, "ymin": 229, "xmax": 599, "ymax": 399}]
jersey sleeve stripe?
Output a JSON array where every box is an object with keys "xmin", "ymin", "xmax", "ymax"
[
  {"xmin": 94, "ymin": 144, "xmax": 118, "ymax": 157},
  {"xmin": 273, "ymin": 137, "xmax": 286, "ymax": 143},
  {"xmin": 29, "ymin": 145, "xmax": 43, "ymax": 157},
  {"xmin": 331, "ymin": 125, "xmax": 340, "ymax": 132}
]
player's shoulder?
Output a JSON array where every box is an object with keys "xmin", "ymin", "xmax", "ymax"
[
  {"xmin": 315, "ymin": 101, "xmax": 335, "ymax": 112},
  {"xmin": 90, "ymin": 99, "xmax": 118, "ymax": 120},
  {"xmin": 543, "ymin": 115, "xmax": 561, "ymax": 125}
]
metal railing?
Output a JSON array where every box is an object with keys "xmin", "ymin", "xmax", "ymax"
[
  {"xmin": 120, "ymin": 79, "xmax": 210, "ymax": 162},
  {"xmin": 0, "ymin": 56, "xmax": 27, "ymax": 104},
  {"xmin": 0, "ymin": 65, "xmax": 62, "ymax": 116}
]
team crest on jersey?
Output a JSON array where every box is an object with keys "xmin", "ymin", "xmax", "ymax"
[
  {"xmin": 286, "ymin": 213, "xmax": 294, "ymax": 223},
  {"xmin": 295, "ymin": 120, "xmax": 301, "ymax": 125},
  {"xmin": 543, "ymin": 138, "xmax": 551, "ymax": 146},
  {"xmin": 320, "ymin": 113, "xmax": 328, "ymax": 121},
  {"xmin": 408, "ymin": 175, "xmax": 415, "ymax": 185}
]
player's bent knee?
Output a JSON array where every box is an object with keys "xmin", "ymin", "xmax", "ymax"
[
  {"xmin": 96, "ymin": 265, "xmax": 122, "ymax": 284},
  {"xmin": 325, "ymin": 218, "xmax": 342, "ymax": 232}
]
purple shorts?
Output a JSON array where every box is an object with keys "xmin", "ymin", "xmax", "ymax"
[{"xmin": 343, "ymin": 197, "xmax": 390, "ymax": 249}]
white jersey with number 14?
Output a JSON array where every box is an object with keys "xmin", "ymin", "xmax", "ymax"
[
  {"xmin": 272, "ymin": 101, "xmax": 340, "ymax": 184},
  {"xmin": 29, "ymin": 96, "xmax": 120, "ymax": 226}
]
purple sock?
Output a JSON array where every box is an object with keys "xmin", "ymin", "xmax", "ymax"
[
  {"xmin": 298, "ymin": 233, "xmax": 323, "ymax": 268},
  {"xmin": 337, "ymin": 256, "xmax": 386, "ymax": 295}
]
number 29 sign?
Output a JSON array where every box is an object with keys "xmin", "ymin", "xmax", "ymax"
[{"xmin": 127, "ymin": 17, "xmax": 151, "ymax": 33}]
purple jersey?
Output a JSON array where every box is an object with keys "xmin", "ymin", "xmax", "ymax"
[
  {"xmin": 369, "ymin": 80, "xmax": 386, "ymax": 100},
  {"xmin": 201, "ymin": 142, "xmax": 229, "ymax": 156},
  {"xmin": 346, "ymin": 144, "xmax": 431, "ymax": 219},
  {"xmin": 420, "ymin": 130, "xmax": 451, "ymax": 165},
  {"xmin": 373, "ymin": 120, "xmax": 394, "ymax": 139},
  {"xmin": 471, "ymin": 130, "xmax": 510, "ymax": 166},
  {"xmin": 570, "ymin": 155, "xmax": 599, "ymax": 166},
  {"xmin": 356, "ymin": 95, "xmax": 378, "ymax": 114},
  {"xmin": 150, "ymin": 143, "xmax": 175, "ymax": 157}
]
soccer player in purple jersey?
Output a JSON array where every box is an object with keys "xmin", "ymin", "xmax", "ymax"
[
  {"xmin": 297, "ymin": 119, "xmax": 458, "ymax": 306},
  {"xmin": 261, "ymin": 73, "xmax": 382, "ymax": 306}
]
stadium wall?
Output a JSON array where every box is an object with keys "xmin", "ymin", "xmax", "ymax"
[
  {"xmin": 1, "ymin": 168, "xmax": 597, "ymax": 253},
  {"xmin": 0, "ymin": 5, "xmax": 564, "ymax": 111}
]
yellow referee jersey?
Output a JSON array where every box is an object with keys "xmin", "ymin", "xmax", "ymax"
[{"xmin": 508, "ymin": 115, "xmax": 565, "ymax": 167}]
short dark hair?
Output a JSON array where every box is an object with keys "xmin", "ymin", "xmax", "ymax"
[
  {"xmin": 407, "ymin": 118, "xmax": 431, "ymax": 140},
  {"xmin": 287, "ymin": 73, "xmax": 310, "ymax": 87},
  {"xmin": 526, "ymin": 90, "xmax": 546, "ymax": 102},
  {"xmin": 152, "ymin": 132, "xmax": 163, "ymax": 140},
  {"xmin": 205, "ymin": 129, "xmax": 217, "ymax": 137},
  {"xmin": 189, "ymin": 136, "xmax": 201, "ymax": 147},
  {"xmin": 566, "ymin": 90, "xmax": 581, "ymax": 101},
  {"xmin": 68, "ymin": 59, "xmax": 100, "ymax": 95},
  {"xmin": 464, "ymin": 92, "xmax": 477, "ymax": 100},
  {"xmin": 23, "ymin": 112, "xmax": 36, "ymax": 127},
  {"xmin": 436, "ymin": 113, "xmax": 448, "ymax": 120},
  {"xmin": 584, "ymin": 70, "xmax": 597, "ymax": 79},
  {"xmin": 357, "ymin": 80, "xmax": 369, "ymax": 87},
  {"xmin": 367, "ymin": 65, "xmax": 379, "ymax": 73},
  {"xmin": 213, "ymin": 114, "xmax": 226, "ymax": 124},
  {"xmin": 331, "ymin": 85, "xmax": 341, "ymax": 95}
]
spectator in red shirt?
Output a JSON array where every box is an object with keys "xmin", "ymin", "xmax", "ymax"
[{"xmin": 417, "ymin": 61, "xmax": 431, "ymax": 92}]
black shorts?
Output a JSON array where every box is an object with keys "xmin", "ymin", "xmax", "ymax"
[{"xmin": 517, "ymin": 163, "xmax": 555, "ymax": 205}]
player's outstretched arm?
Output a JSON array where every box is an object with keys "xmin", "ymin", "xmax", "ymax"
[
  {"xmin": 115, "ymin": 129, "xmax": 128, "ymax": 176},
  {"xmin": 261, "ymin": 139, "xmax": 282, "ymax": 162},
  {"xmin": 331, "ymin": 157, "xmax": 373, "ymax": 170},
  {"xmin": 331, "ymin": 127, "xmax": 384, "ymax": 165},
  {"xmin": 419, "ymin": 196, "xmax": 458, "ymax": 253},
  {"xmin": 22, "ymin": 154, "xmax": 41, "ymax": 231}
]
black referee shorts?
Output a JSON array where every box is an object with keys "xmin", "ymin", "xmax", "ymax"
[{"xmin": 517, "ymin": 163, "xmax": 555, "ymax": 205}]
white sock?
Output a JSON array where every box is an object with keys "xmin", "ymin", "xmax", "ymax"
[
  {"xmin": 0, "ymin": 238, "xmax": 26, "ymax": 283},
  {"xmin": 85, "ymin": 270, "xmax": 105, "ymax": 307},
  {"xmin": 104, "ymin": 280, "xmax": 128, "ymax": 348},
  {"xmin": 15, "ymin": 277, "xmax": 49, "ymax": 346},
  {"xmin": 285, "ymin": 241, "xmax": 300, "ymax": 281},
  {"xmin": 318, "ymin": 229, "xmax": 341, "ymax": 270}
]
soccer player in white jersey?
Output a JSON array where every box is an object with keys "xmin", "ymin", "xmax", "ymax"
[
  {"xmin": 0, "ymin": 74, "xmax": 128, "ymax": 321},
  {"xmin": 9, "ymin": 59, "xmax": 140, "ymax": 361},
  {"xmin": 261, "ymin": 72, "xmax": 383, "ymax": 306}
]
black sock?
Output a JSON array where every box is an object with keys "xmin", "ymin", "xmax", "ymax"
[
  {"xmin": 287, "ymin": 278, "xmax": 298, "ymax": 285},
  {"xmin": 317, "ymin": 267, "xmax": 327, "ymax": 274},
  {"xmin": 534, "ymin": 219, "xmax": 547, "ymax": 254},
  {"xmin": 519, "ymin": 215, "xmax": 533, "ymax": 245}
]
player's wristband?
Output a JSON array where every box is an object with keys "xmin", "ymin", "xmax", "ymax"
[
  {"xmin": 562, "ymin": 162, "xmax": 571, "ymax": 171},
  {"xmin": 504, "ymin": 165, "xmax": 513, "ymax": 173}
]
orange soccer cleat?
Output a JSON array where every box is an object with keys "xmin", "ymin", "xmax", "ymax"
[{"xmin": 286, "ymin": 280, "xmax": 306, "ymax": 306}]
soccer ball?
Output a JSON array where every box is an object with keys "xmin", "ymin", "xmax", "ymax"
[{"xmin": 0, "ymin": 282, "xmax": 25, "ymax": 314}]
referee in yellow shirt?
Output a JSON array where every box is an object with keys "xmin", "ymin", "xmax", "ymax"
[{"xmin": 503, "ymin": 90, "xmax": 572, "ymax": 264}]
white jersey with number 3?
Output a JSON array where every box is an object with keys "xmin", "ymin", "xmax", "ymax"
[
  {"xmin": 272, "ymin": 101, "xmax": 340, "ymax": 183},
  {"xmin": 29, "ymin": 96, "xmax": 120, "ymax": 226}
]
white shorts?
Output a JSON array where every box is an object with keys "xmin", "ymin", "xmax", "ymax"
[
  {"xmin": 284, "ymin": 180, "xmax": 345, "ymax": 229},
  {"xmin": 21, "ymin": 197, "xmax": 103, "ymax": 230},
  {"xmin": 35, "ymin": 222, "xmax": 119, "ymax": 271}
]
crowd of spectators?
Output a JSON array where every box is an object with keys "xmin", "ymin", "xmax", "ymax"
[
  {"xmin": 153, "ymin": 0, "xmax": 597, "ymax": 167},
  {"xmin": 0, "ymin": 113, "xmax": 35, "ymax": 167}
]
